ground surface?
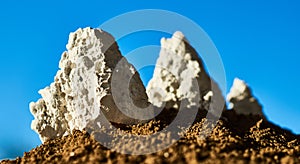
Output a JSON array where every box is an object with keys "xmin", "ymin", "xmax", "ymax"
[{"xmin": 1, "ymin": 109, "xmax": 300, "ymax": 164}]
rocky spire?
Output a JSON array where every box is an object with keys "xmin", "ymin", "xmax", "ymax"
[
  {"xmin": 227, "ymin": 78, "xmax": 264, "ymax": 116},
  {"xmin": 146, "ymin": 31, "xmax": 225, "ymax": 115},
  {"xmin": 30, "ymin": 27, "xmax": 151, "ymax": 142}
]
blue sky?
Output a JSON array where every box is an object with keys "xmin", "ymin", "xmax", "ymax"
[{"xmin": 0, "ymin": 0, "xmax": 299, "ymax": 159}]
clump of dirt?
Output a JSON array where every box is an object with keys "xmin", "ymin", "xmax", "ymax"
[{"xmin": 2, "ymin": 110, "xmax": 300, "ymax": 164}]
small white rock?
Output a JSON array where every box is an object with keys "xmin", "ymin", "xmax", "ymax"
[
  {"xmin": 227, "ymin": 78, "xmax": 264, "ymax": 116},
  {"xmin": 70, "ymin": 152, "xmax": 75, "ymax": 157},
  {"xmin": 203, "ymin": 91, "xmax": 213, "ymax": 101}
]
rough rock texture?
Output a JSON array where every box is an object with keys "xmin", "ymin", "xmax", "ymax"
[
  {"xmin": 227, "ymin": 78, "xmax": 264, "ymax": 116},
  {"xmin": 2, "ymin": 28, "xmax": 300, "ymax": 164},
  {"xmin": 146, "ymin": 31, "xmax": 225, "ymax": 115},
  {"xmin": 30, "ymin": 27, "xmax": 151, "ymax": 142}
]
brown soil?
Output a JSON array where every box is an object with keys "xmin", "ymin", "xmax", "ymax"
[{"xmin": 1, "ymin": 109, "xmax": 300, "ymax": 164}]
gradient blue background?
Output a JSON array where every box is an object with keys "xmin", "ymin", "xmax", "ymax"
[{"xmin": 0, "ymin": 0, "xmax": 299, "ymax": 159}]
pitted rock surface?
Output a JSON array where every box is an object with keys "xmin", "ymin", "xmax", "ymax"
[
  {"xmin": 30, "ymin": 27, "xmax": 150, "ymax": 142},
  {"xmin": 146, "ymin": 31, "xmax": 225, "ymax": 115}
]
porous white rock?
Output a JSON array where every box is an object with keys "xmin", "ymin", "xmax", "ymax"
[
  {"xmin": 30, "ymin": 27, "xmax": 150, "ymax": 142},
  {"xmin": 146, "ymin": 31, "xmax": 225, "ymax": 114},
  {"xmin": 227, "ymin": 78, "xmax": 264, "ymax": 116}
]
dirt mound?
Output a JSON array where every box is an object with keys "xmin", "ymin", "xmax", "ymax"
[{"xmin": 2, "ymin": 110, "xmax": 300, "ymax": 164}]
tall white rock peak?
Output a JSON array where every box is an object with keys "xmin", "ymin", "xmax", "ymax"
[
  {"xmin": 227, "ymin": 78, "xmax": 264, "ymax": 116},
  {"xmin": 146, "ymin": 31, "xmax": 225, "ymax": 115},
  {"xmin": 30, "ymin": 27, "xmax": 151, "ymax": 142}
]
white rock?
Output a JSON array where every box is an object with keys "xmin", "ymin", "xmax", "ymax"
[
  {"xmin": 203, "ymin": 91, "xmax": 213, "ymax": 101},
  {"xmin": 146, "ymin": 31, "xmax": 225, "ymax": 114},
  {"xmin": 30, "ymin": 27, "xmax": 151, "ymax": 142},
  {"xmin": 227, "ymin": 78, "xmax": 264, "ymax": 116}
]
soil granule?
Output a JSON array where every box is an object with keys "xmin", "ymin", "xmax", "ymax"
[{"xmin": 1, "ymin": 110, "xmax": 300, "ymax": 164}]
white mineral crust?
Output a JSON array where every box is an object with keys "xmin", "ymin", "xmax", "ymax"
[
  {"xmin": 227, "ymin": 78, "xmax": 264, "ymax": 116},
  {"xmin": 146, "ymin": 31, "xmax": 225, "ymax": 115},
  {"xmin": 30, "ymin": 27, "xmax": 150, "ymax": 142}
]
